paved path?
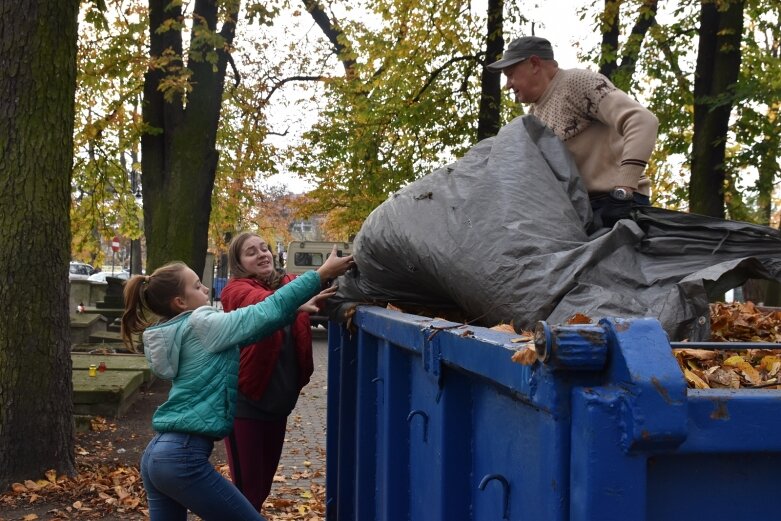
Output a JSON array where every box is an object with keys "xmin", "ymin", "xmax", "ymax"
[{"xmin": 273, "ymin": 327, "xmax": 328, "ymax": 490}]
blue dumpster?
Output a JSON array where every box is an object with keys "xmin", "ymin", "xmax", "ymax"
[{"xmin": 326, "ymin": 306, "xmax": 781, "ymax": 521}]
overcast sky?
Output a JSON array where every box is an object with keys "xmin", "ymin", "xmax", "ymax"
[{"xmin": 263, "ymin": 2, "xmax": 599, "ymax": 193}]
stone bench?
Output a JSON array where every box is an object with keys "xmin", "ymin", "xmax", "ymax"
[
  {"xmin": 81, "ymin": 306, "xmax": 124, "ymax": 323},
  {"xmin": 72, "ymin": 368, "xmax": 144, "ymax": 418},
  {"xmin": 70, "ymin": 313, "xmax": 108, "ymax": 344},
  {"xmin": 87, "ymin": 329, "xmax": 123, "ymax": 344},
  {"xmin": 71, "ymin": 353, "xmax": 153, "ymax": 385},
  {"xmin": 72, "ymin": 342, "xmax": 133, "ymax": 354}
]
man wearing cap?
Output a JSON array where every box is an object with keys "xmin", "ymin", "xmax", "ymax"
[{"xmin": 487, "ymin": 36, "xmax": 659, "ymax": 229}]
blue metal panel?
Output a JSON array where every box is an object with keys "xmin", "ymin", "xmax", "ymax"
[
  {"xmin": 646, "ymin": 453, "xmax": 781, "ymax": 519},
  {"xmin": 327, "ymin": 307, "xmax": 781, "ymax": 521},
  {"xmin": 377, "ymin": 336, "xmax": 412, "ymax": 520},
  {"xmin": 354, "ymin": 329, "xmax": 379, "ymax": 520},
  {"xmin": 325, "ymin": 323, "xmax": 342, "ymax": 519}
]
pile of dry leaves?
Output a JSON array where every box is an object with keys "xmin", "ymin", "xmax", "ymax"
[
  {"xmin": 0, "ymin": 419, "xmax": 326, "ymax": 521},
  {"xmin": 676, "ymin": 301, "xmax": 781, "ymax": 389},
  {"xmin": 506, "ymin": 301, "xmax": 781, "ymax": 391},
  {"xmin": 1, "ymin": 466, "xmax": 326, "ymax": 521},
  {"xmin": 0, "ymin": 462, "xmax": 146, "ymax": 520}
]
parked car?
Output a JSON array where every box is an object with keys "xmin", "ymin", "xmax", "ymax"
[
  {"xmin": 87, "ymin": 270, "xmax": 130, "ymax": 284},
  {"xmin": 69, "ymin": 262, "xmax": 95, "ymax": 281}
]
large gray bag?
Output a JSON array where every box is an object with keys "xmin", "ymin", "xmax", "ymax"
[{"xmin": 331, "ymin": 116, "xmax": 781, "ymax": 341}]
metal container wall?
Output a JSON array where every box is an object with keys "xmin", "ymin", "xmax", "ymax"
[{"xmin": 326, "ymin": 307, "xmax": 781, "ymax": 521}]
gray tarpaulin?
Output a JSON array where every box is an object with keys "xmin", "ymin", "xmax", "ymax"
[{"xmin": 329, "ymin": 116, "xmax": 781, "ymax": 341}]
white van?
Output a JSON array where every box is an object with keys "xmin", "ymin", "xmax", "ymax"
[
  {"xmin": 285, "ymin": 241, "xmax": 353, "ymax": 275},
  {"xmin": 285, "ymin": 241, "xmax": 353, "ymax": 327}
]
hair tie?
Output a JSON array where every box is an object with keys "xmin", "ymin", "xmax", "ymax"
[{"xmin": 143, "ymin": 275, "xmax": 150, "ymax": 285}]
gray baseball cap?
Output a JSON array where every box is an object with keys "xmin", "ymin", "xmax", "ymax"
[{"xmin": 486, "ymin": 36, "xmax": 555, "ymax": 72}]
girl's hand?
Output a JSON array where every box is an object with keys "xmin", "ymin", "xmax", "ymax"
[
  {"xmin": 316, "ymin": 245, "xmax": 355, "ymax": 282},
  {"xmin": 298, "ymin": 284, "xmax": 338, "ymax": 313}
]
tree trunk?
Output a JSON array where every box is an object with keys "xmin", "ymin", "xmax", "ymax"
[
  {"xmin": 599, "ymin": 0, "xmax": 659, "ymax": 91},
  {"xmin": 690, "ymin": 0, "xmax": 744, "ymax": 218},
  {"xmin": 755, "ymin": 103, "xmax": 780, "ymax": 226},
  {"xmin": 599, "ymin": 0, "xmax": 622, "ymax": 80},
  {"xmin": 0, "ymin": 0, "xmax": 79, "ymax": 488},
  {"xmin": 477, "ymin": 0, "xmax": 504, "ymax": 141},
  {"xmin": 142, "ymin": 0, "xmax": 237, "ymax": 275}
]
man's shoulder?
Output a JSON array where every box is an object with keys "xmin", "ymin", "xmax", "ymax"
[{"xmin": 560, "ymin": 68, "xmax": 613, "ymax": 87}]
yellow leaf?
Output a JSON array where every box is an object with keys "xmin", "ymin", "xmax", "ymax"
[
  {"xmin": 45, "ymin": 469, "xmax": 57, "ymax": 483},
  {"xmin": 760, "ymin": 356, "xmax": 781, "ymax": 375},
  {"xmin": 300, "ymin": 490, "xmax": 313, "ymax": 499},
  {"xmin": 723, "ymin": 355, "xmax": 745, "ymax": 367},
  {"xmin": 23, "ymin": 515, "xmax": 38, "ymax": 521},
  {"xmin": 73, "ymin": 500, "xmax": 83, "ymax": 509},
  {"xmin": 736, "ymin": 361, "xmax": 762, "ymax": 386},
  {"xmin": 684, "ymin": 369, "xmax": 710, "ymax": 389},
  {"xmin": 24, "ymin": 480, "xmax": 39, "ymax": 491}
]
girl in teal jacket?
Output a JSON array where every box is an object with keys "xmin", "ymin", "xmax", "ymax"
[{"xmin": 120, "ymin": 249, "xmax": 353, "ymax": 521}]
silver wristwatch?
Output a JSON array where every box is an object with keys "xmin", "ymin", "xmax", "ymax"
[{"xmin": 610, "ymin": 187, "xmax": 634, "ymax": 201}]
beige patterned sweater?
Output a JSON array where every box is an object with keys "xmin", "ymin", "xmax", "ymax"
[{"xmin": 529, "ymin": 68, "xmax": 658, "ymax": 196}]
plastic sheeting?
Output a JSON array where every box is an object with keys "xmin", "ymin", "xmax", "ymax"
[{"xmin": 330, "ymin": 116, "xmax": 781, "ymax": 341}]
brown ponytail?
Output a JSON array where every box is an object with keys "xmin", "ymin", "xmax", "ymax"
[{"xmin": 120, "ymin": 262, "xmax": 188, "ymax": 351}]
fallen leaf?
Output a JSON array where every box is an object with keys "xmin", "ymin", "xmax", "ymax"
[
  {"xmin": 684, "ymin": 368, "xmax": 710, "ymax": 389},
  {"xmin": 490, "ymin": 323, "xmax": 515, "ymax": 333},
  {"xmin": 566, "ymin": 313, "xmax": 592, "ymax": 324},
  {"xmin": 674, "ymin": 348, "xmax": 718, "ymax": 361},
  {"xmin": 511, "ymin": 346, "xmax": 537, "ymax": 366}
]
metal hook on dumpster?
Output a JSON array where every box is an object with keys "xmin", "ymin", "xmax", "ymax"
[
  {"xmin": 478, "ymin": 473, "xmax": 510, "ymax": 520},
  {"xmin": 406, "ymin": 409, "xmax": 428, "ymax": 443}
]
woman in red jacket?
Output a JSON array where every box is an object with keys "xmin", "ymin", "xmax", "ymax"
[{"xmin": 220, "ymin": 232, "xmax": 336, "ymax": 511}]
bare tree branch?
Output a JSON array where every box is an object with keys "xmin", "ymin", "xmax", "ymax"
[
  {"xmin": 301, "ymin": 0, "xmax": 356, "ymax": 74},
  {"xmin": 264, "ymin": 75, "xmax": 326, "ymax": 103},
  {"xmin": 413, "ymin": 55, "xmax": 480, "ymax": 102}
]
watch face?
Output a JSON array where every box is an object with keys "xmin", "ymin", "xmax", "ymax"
[{"xmin": 611, "ymin": 188, "xmax": 632, "ymax": 201}]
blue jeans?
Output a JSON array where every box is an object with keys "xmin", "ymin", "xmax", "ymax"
[
  {"xmin": 589, "ymin": 192, "xmax": 651, "ymax": 230},
  {"xmin": 141, "ymin": 432, "xmax": 268, "ymax": 521}
]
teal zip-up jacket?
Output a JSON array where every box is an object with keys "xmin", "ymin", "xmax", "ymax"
[{"xmin": 142, "ymin": 270, "xmax": 321, "ymax": 439}]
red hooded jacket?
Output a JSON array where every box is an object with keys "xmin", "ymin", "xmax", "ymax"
[{"xmin": 219, "ymin": 274, "xmax": 314, "ymax": 401}]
